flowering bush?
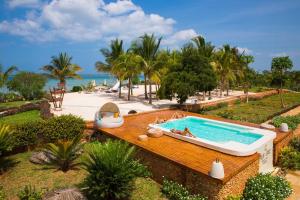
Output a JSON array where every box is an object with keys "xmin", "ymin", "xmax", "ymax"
[{"xmin": 242, "ymin": 173, "xmax": 292, "ymax": 200}]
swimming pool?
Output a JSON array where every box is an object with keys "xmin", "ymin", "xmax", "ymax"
[{"xmin": 149, "ymin": 116, "xmax": 276, "ymax": 173}]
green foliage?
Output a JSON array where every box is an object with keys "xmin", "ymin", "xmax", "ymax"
[
  {"xmin": 159, "ymin": 42, "xmax": 217, "ymax": 104},
  {"xmin": 7, "ymin": 72, "xmax": 46, "ymax": 100},
  {"xmin": 12, "ymin": 121, "xmax": 43, "ymax": 148},
  {"xmin": 217, "ymin": 110, "xmax": 241, "ymax": 120},
  {"xmin": 0, "ymin": 92, "xmax": 23, "ymax": 103},
  {"xmin": 0, "ymin": 125, "xmax": 14, "ymax": 156},
  {"xmin": 82, "ymin": 140, "xmax": 150, "ymax": 200},
  {"xmin": 279, "ymin": 146, "xmax": 300, "ymax": 170},
  {"xmin": 0, "ymin": 186, "xmax": 6, "ymax": 200},
  {"xmin": 42, "ymin": 115, "xmax": 85, "ymax": 142},
  {"xmin": 0, "ymin": 65, "xmax": 17, "ymax": 89},
  {"xmin": 272, "ymin": 115, "xmax": 300, "ymax": 130},
  {"xmin": 43, "ymin": 134, "xmax": 83, "ymax": 172},
  {"xmin": 161, "ymin": 179, "xmax": 207, "ymax": 200},
  {"xmin": 242, "ymin": 173, "xmax": 292, "ymax": 200},
  {"xmin": 290, "ymin": 137, "xmax": 300, "ymax": 152},
  {"xmin": 225, "ymin": 195, "xmax": 241, "ymax": 200},
  {"xmin": 71, "ymin": 86, "xmax": 83, "ymax": 92},
  {"xmin": 17, "ymin": 185, "xmax": 43, "ymax": 200}
]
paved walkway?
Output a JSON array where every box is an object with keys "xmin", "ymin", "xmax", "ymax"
[{"xmin": 280, "ymin": 105, "xmax": 300, "ymax": 200}]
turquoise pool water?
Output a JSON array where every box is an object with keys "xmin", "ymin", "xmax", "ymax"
[{"xmin": 158, "ymin": 117, "xmax": 263, "ymax": 145}]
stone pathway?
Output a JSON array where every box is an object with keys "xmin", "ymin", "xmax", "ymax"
[{"xmin": 280, "ymin": 105, "xmax": 300, "ymax": 200}]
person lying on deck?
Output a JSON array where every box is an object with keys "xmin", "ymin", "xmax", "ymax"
[{"xmin": 170, "ymin": 127, "xmax": 195, "ymax": 138}]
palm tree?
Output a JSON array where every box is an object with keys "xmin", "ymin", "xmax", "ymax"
[
  {"xmin": 192, "ymin": 35, "xmax": 215, "ymax": 59},
  {"xmin": 211, "ymin": 45, "xmax": 235, "ymax": 97},
  {"xmin": 114, "ymin": 53, "xmax": 142, "ymax": 100},
  {"xmin": 0, "ymin": 65, "xmax": 17, "ymax": 88},
  {"xmin": 131, "ymin": 34, "xmax": 162, "ymax": 104},
  {"xmin": 42, "ymin": 52, "xmax": 82, "ymax": 89},
  {"xmin": 95, "ymin": 39, "xmax": 124, "ymax": 98}
]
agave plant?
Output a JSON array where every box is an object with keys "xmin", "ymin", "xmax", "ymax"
[
  {"xmin": 82, "ymin": 140, "xmax": 150, "ymax": 200},
  {"xmin": 0, "ymin": 124, "xmax": 14, "ymax": 156},
  {"xmin": 43, "ymin": 134, "xmax": 83, "ymax": 172}
]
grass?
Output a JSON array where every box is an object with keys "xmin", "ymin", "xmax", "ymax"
[
  {"xmin": 205, "ymin": 92, "xmax": 300, "ymax": 124},
  {"xmin": 0, "ymin": 151, "xmax": 165, "ymax": 200},
  {"xmin": 0, "ymin": 110, "xmax": 42, "ymax": 126},
  {"xmin": 0, "ymin": 100, "xmax": 38, "ymax": 110}
]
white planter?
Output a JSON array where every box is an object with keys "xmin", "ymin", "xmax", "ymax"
[
  {"xmin": 280, "ymin": 123, "xmax": 289, "ymax": 132},
  {"xmin": 210, "ymin": 159, "xmax": 224, "ymax": 179}
]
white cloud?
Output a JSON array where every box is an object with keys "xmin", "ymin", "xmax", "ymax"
[
  {"xmin": 237, "ymin": 47, "xmax": 253, "ymax": 55},
  {"xmin": 7, "ymin": 0, "xmax": 41, "ymax": 8},
  {"xmin": 0, "ymin": 0, "xmax": 197, "ymax": 45}
]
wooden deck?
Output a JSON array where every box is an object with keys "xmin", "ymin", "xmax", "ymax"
[{"xmin": 92, "ymin": 109, "xmax": 267, "ymax": 183}]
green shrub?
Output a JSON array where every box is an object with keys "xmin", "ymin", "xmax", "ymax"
[
  {"xmin": 290, "ymin": 137, "xmax": 300, "ymax": 152},
  {"xmin": 71, "ymin": 86, "xmax": 82, "ymax": 92},
  {"xmin": 217, "ymin": 102, "xmax": 228, "ymax": 108},
  {"xmin": 12, "ymin": 121, "xmax": 43, "ymax": 148},
  {"xmin": 234, "ymin": 99, "xmax": 242, "ymax": 105},
  {"xmin": 217, "ymin": 110, "xmax": 241, "ymax": 121},
  {"xmin": 0, "ymin": 92, "xmax": 23, "ymax": 103},
  {"xmin": 42, "ymin": 115, "xmax": 85, "ymax": 142},
  {"xmin": 17, "ymin": 185, "xmax": 43, "ymax": 200},
  {"xmin": 161, "ymin": 179, "xmax": 207, "ymax": 200},
  {"xmin": 225, "ymin": 195, "xmax": 241, "ymax": 200},
  {"xmin": 279, "ymin": 146, "xmax": 300, "ymax": 170},
  {"xmin": 43, "ymin": 134, "xmax": 83, "ymax": 172},
  {"xmin": 0, "ymin": 125, "xmax": 14, "ymax": 156},
  {"xmin": 7, "ymin": 72, "xmax": 46, "ymax": 100},
  {"xmin": 272, "ymin": 115, "xmax": 300, "ymax": 130},
  {"xmin": 82, "ymin": 140, "xmax": 150, "ymax": 200},
  {"xmin": 242, "ymin": 173, "xmax": 292, "ymax": 200},
  {"xmin": 0, "ymin": 185, "xmax": 6, "ymax": 200}
]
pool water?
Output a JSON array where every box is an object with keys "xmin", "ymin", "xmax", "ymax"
[{"xmin": 158, "ymin": 117, "xmax": 263, "ymax": 145}]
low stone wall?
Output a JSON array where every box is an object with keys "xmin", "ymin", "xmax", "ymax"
[{"xmin": 0, "ymin": 99, "xmax": 53, "ymax": 119}]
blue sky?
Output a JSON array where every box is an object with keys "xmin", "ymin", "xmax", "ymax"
[{"xmin": 0, "ymin": 0, "xmax": 299, "ymax": 73}]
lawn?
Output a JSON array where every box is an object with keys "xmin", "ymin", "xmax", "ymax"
[
  {"xmin": 205, "ymin": 92, "xmax": 300, "ymax": 124},
  {"xmin": 0, "ymin": 100, "xmax": 38, "ymax": 110},
  {"xmin": 0, "ymin": 151, "xmax": 165, "ymax": 200},
  {"xmin": 0, "ymin": 110, "xmax": 42, "ymax": 126}
]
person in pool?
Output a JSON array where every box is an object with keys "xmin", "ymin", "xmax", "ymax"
[{"xmin": 170, "ymin": 127, "xmax": 195, "ymax": 138}]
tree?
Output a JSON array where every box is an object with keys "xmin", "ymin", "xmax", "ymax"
[
  {"xmin": 158, "ymin": 44, "xmax": 217, "ymax": 104},
  {"xmin": 271, "ymin": 56, "xmax": 293, "ymax": 108},
  {"xmin": 113, "ymin": 52, "xmax": 142, "ymax": 100},
  {"xmin": 7, "ymin": 72, "xmax": 46, "ymax": 100},
  {"xmin": 131, "ymin": 34, "xmax": 162, "ymax": 104},
  {"xmin": 0, "ymin": 65, "xmax": 17, "ymax": 89},
  {"xmin": 95, "ymin": 39, "xmax": 124, "ymax": 98},
  {"xmin": 42, "ymin": 52, "xmax": 82, "ymax": 89}
]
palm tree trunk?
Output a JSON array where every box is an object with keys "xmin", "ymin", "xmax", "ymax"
[
  {"xmin": 144, "ymin": 73, "xmax": 148, "ymax": 99},
  {"xmin": 203, "ymin": 91, "xmax": 206, "ymax": 101},
  {"xmin": 128, "ymin": 78, "xmax": 131, "ymax": 101},
  {"xmin": 119, "ymin": 80, "xmax": 122, "ymax": 98},
  {"xmin": 149, "ymin": 79, "xmax": 152, "ymax": 104}
]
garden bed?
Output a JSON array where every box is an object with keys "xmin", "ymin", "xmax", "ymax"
[
  {"xmin": 0, "ymin": 110, "xmax": 42, "ymax": 126},
  {"xmin": 204, "ymin": 93, "xmax": 300, "ymax": 124}
]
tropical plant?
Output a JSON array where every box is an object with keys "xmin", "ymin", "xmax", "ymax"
[
  {"xmin": 0, "ymin": 64, "xmax": 17, "ymax": 89},
  {"xmin": 192, "ymin": 35, "xmax": 215, "ymax": 60},
  {"xmin": 272, "ymin": 115, "xmax": 300, "ymax": 131},
  {"xmin": 7, "ymin": 71, "xmax": 46, "ymax": 100},
  {"xmin": 290, "ymin": 137, "xmax": 300, "ymax": 152},
  {"xmin": 161, "ymin": 179, "xmax": 207, "ymax": 200},
  {"xmin": 113, "ymin": 52, "xmax": 142, "ymax": 100},
  {"xmin": 242, "ymin": 173, "xmax": 292, "ymax": 200},
  {"xmin": 238, "ymin": 55, "xmax": 255, "ymax": 103},
  {"xmin": 17, "ymin": 185, "xmax": 43, "ymax": 200},
  {"xmin": 82, "ymin": 140, "xmax": 150, "ymax": 200},
  {"xmin": 42, "ymin": 52, "xmax": 82, "ymax": 88},
  {"xmin": 279, "ymin": 146, "xmax": 300, "ymax": 170},
  {"xmin": 43, "ymin": 134, "xmax": 83, "ymax": 172},
  {"xmin": 131, "ymin": 34, "xmax": 162, "ymax": 104},
  {"xmin": 96, "ymin": 39, "xmax": 124, "ymax": 98},
  {"xmin": 271, "ymin": 56, "xmax": 293, "ymax": 108},
  {"xmin": 0, "ymin": 185, "xmax": 6, "ymax": 200},
  {"xmin": 0, "ymin": 124, "xmax": 14, "ymax": 156}
]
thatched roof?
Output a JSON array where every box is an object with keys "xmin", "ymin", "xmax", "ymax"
[{"xmin": 100, "ymin": 102, "xmax": 120, "ymax": 113}]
